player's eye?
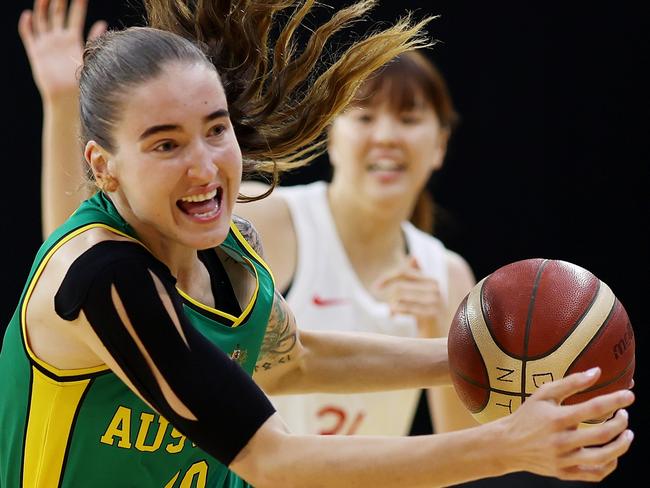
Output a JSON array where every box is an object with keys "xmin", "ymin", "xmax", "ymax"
[
  {"xmin": 152, "ymin": 140, "xmax": 178, "ymax": 152},
  {"xmin": 207, "ymin": 124, "xmax": 227, "ymax": 137},
  {"xmin": 356, "ymin": 113, "xmax": 373, "ymax": 123},
  {"xmin": 400, "ymin": 113, "xmax": 421, "ymax": 124}
]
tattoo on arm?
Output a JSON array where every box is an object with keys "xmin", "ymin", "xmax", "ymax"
[
  {"xmin": 232, "ymin": 214, "xmax": 264, "ymax": 257},
  {"xmin": 255, "ymin": 290, "xmax": 298, "ymax": 373}
]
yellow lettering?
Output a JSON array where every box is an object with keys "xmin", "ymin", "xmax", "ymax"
[
  {"xmin": 100, "ymin": 406, "xmax": 132, "ymax": 448},
  {"xmin": 135, "ymin": 412, "xmax": 169, "ymax": 452},
  {"xmin": 166, "ymin": 427, "xmax": 187, "ymax": 454},
  {"xmin": 164, "ymin": 471, "xmax": 180, "ymax": 488},
  {"xmin": 180, "ymin": 461, "xmax": 208, "ymax": 488}
]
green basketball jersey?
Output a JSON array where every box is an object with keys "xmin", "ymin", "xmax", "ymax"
[{"xmin": 0, "ymin": 192, "xmax": 274, "ymax": 488}]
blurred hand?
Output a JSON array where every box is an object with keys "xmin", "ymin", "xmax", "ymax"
[
  {"xmin": 372, "ymin": 256, "xmax": 443, "ymax": 338},
  {"xmin": 18, "ymin": 0, "xmax": 107, "ymax": 101},
  {"xmin": 499, "ymin": 368, "xmax": 634, "ymax": 482}
]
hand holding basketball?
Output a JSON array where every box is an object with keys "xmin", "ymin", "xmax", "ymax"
[{"xmin": 494, "ymin": 368, "xmax": 634, "ymax": 481}]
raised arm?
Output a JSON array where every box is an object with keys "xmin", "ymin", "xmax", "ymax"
[{"xmin": 18, "ymin": 0, "xmax": 106, "ymax": 237}]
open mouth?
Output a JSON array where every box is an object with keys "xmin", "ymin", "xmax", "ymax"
[
  {"xmin": 367, "ymin": 161, "xmax": 406, "ymax": 172},
  {"xmin": 176, "ymin": 187, "xmax": 223, "ymax": 219}
]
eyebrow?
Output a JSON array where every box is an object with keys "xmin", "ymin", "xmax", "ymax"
[{"xmin": 138, "ymin": 109, "xmax": 230, "ymax": 141}]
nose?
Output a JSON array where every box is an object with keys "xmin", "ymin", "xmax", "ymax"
[
  {"xmin": 186, "ymin": 141, "xmax": 218, "ymax": 182},
  {"xmin": 370, "ymin": 114, "xmax": 399, "ymax": 146}
]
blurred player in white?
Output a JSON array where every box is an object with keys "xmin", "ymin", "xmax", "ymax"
[{"xmin": 238, "ymin": 51, "xmax": 478, "ymax": 435}]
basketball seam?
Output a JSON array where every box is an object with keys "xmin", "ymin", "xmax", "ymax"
[
  {"xmin": 577, "ymin": 354, "xmax": 635, "ymax": 394},
  {"xmin": 452, "ymin": 297, "xmax": 491, "ymax": 412},
  {"xmin": 564, "ymin": 297, "xmax": 630, "ymax": 386},
  {"xmin": 525, "ymin": 279, "xmax": 602, "ymax": 361},
  {"xmin": 521, "ymin": 259, "xmax": 549, "ymax": 405}
]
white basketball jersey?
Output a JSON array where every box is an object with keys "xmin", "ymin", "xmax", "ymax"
[{"xmin": 271, "ymin": 181, "xmax": 449, "ymax": 436}]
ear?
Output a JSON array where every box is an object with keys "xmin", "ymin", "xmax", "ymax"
[
  {"xmin": 84, "ymin": 141, "xmax": 118, "ymax": 192},
  {"xmin": 430, "ymin": 128, "xmax": 450, "ymax": 172}
]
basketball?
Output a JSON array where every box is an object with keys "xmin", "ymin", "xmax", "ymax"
[{"xmin": 448, "ymin": 258, "xmax": 635, "ymax": 424}]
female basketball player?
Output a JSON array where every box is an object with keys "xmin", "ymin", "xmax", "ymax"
[
  {"xmin": 4, "ymin": 1, "xmax": 634, "ymax": 486},
  {"xmin": 237, "ymin": 51, "xmax": 478, "ymax": 436},
  {"xmin": 19, "ymin": 0, "xmax": 475, "ymax": 437}
]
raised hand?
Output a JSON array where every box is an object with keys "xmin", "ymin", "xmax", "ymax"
[
  {"xmin": 372, "ymin": 256, "xmax": 443, "ymax": 338},
  {"xmin": 500, "ymin": 368, "xmax": 634, "ymax": 482},
  {"xmin": 18, "ymin": 0, "xmax": 107, "ymax": 101}
]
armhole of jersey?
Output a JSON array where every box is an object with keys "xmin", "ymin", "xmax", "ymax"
[
  {"xmin": 403, "ymin": 222, "xmax": 450, "ymax": 303},
  {"xmin": 20, "ymin": 224, "xmax": 141, "ymax": 380},
  {"xmin": 274, "ymin": 185, "xmax": 319, "ymax": 305},
  {"xmin": 229, "ymin": 221, "xmax": 275, "ymax": 288}
]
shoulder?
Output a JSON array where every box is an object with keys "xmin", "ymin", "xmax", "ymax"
[
  {"xmin": 234, "ymin": 182, "xmax": 296, "ymax": 257},
  {"xmin": 235, "ymin": 182, "xmax": 293, "ymax": 233},
  {"xmin": 444, "ymin": 249, "xmax": 476, "ymax": 298},
  {"xmin": 232, "ymin": 214, "xmax": 265, "ymax": 257},
  {"xmin": 54, "ymin": 239, "xmax": 170, "ymax": 322}
]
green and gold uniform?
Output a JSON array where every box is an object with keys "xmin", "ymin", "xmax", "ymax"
[{"xmin": 0, "ymin": 193, "xmax": 274, "ymax": 487}]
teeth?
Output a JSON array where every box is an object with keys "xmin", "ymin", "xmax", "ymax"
[
  {"xmin": 368, "ymin": 162, "xmax": 403, "ymax": 171},
  {"xmin": 180, "ymin": 189, "xmax": 217, "ymax": 203}
]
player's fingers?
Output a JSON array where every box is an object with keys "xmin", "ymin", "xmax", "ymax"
[
  {"xmin": 407, "ymin": 256, "xmax": 421, "ymax": 270},
  {"xmin": 377, "ymin": 271, "xmax": 439, "ymax": 289},
  {"xmin": 388, "ymin": 282, "xmax": 441, "ymax": 301},
  {"xmin": 558, "ymin": 459, "xmax": 618, "ymax": 482},
  {"xmin": 390, "ymin": 293, "xmax": 440, "ymax": 313},
  {"xmin": 33, "ymin": 0, "xmax": 50, "ymax": 34},
  {"xmin": 561, "ymin": 429, "xmax": 633, "ymax": 468},
  {"xmin": 87, "ymin": 20, "xmax": 107, "ymax": 41},
  {"xmin": 18, "ymin": 10, "xmax": 35, "ymax": 50},
  {"xmin": 390, "ymin": 301, "xmax": 438, "ymax": 318},
  {"xmin": 68, "ymin": 0, "xmax": 88, "ymax": 31},
  {"xmin": 533, "ymin": 368, "xmax": 601, "ymax": 403},
  {"xmin": 560, "ymin": 390, "xmax": 634, "ymax": 427},
  {"xmin": 50, "ymin": 0, "xmax": 66, "ymax": 30},
  {"xmin": 559, "ymin": 409, "xmax": 629, "ymax": 452}
]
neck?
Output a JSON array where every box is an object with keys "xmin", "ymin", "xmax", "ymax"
[
  {"xmin": 326, "ymin": 183, "xmax": 410, "ymax": 284},
  {"xmin": 109, "ymin": 195, "xmax": 203, "ymax": 283}
]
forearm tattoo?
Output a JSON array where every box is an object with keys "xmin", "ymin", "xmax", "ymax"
[
  {"xmin": 256, "ymin": 290, "xmax": 298, "ymax": 373},
  {"xmin": 232, "ymin": 214, "xmax": 264, "ymax": 257}
]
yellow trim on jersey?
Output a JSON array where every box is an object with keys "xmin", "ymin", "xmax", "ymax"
[
  {"xmin": 176, "ymin": 255, "xmax": 259, "ymax": 327},
  {"xmin": 229, "ymin": 221, "xmax": 276, "ymax": 287},
  {"xmin": 21, "ymin": 223, "xmax": 139, "ymax": 378},
  {"xmin": 23, "ymin": 367, "xmax": 91, "ymax": 487}
]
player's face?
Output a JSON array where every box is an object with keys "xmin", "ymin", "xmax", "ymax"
[
  {"xmin": 328, "ymin": 97, "xmax": 447, "ymax": 208},
  {"xmin": 97, "ymin": 61, "xmax": 242, "ymax": 251}
]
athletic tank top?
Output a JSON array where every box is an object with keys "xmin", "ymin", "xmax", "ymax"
[
  {"xmin": 270, "ymin": 181, "xmax": 449, "ymax": 436},
  {"xmin": 0, "ymin": 192, "xmax": 274, "ymax": 488}
]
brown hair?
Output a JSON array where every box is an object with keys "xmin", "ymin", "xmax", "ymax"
[
  {"xmin": 143, "ymin": 0, "xmax": 435, "ymax": 200},
  {"xmin": 346, "ymin": 50, "xmax": 458, "ymax": 233},
  {"xmin": 350, "ymin": 50, "xmax": 458, "ymax": 131},
  {"xmin": 80, "ymin": 27, "xmax": 211, "ymax": 153}
]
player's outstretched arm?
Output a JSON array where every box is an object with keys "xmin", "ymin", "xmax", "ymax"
[
  {"xmin": 233, "ymin": 368, "xmax": 634, "ymax": 487},
  {"xmin": 18, "ymin": 0, "xmax": 106, "ymax": 238},
  {"xmin": 234, "ymin": 214, "xmax": 451, "ymax": 394},
  {"xmin": 253, "ymin": 288, "xmax": 450, "ymax": 395}
]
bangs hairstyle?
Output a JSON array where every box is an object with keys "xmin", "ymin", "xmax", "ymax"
[{"xmin": 349, "ymin": 51, "xmax": 459, "ymax": 131}]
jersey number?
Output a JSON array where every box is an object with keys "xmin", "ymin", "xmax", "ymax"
[
  {"xmin": 164, "ymin": 460, "xmax": 208, "ymax": 488},
  {"xmin": 317, "ymin": 406, "xmax": 366, "ymax": 435}
]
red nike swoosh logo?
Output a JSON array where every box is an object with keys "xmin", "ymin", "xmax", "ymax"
[{"xmin": 312, "ymin": 295, "xmax": 348, "ymax": 307}]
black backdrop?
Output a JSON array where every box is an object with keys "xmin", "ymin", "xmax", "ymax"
[{"xmin": 2, "ymin": 1, "xmax": 647, "ymax": 486}]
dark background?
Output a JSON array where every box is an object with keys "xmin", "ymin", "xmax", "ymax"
[{"xmin": 2, "ymin": 1, "xmax": 647, "ymax": 486}]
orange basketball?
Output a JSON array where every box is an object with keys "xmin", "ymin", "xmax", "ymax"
[{"xmin": 448, "ymin": 258, "xmax": 635, "ymax": 424}]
